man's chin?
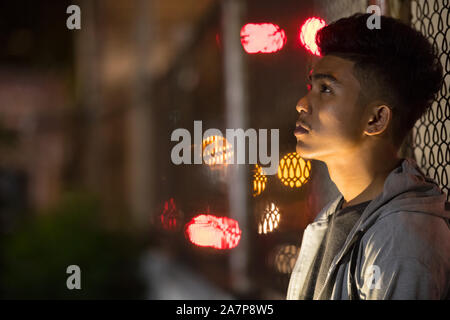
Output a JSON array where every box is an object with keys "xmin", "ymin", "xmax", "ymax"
[{"xmin": 295, "ymin": 142, "xmax": 316, "ymax": 161}]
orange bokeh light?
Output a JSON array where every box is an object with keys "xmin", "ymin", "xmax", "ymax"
[{"xmin": 278, "ymin": 152, "xmax": 311, "ymax": 188}]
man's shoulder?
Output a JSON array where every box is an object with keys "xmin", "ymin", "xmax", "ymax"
[{"xmin": 361, "ymin": 209, "xmax": 450, "ymax": 267}]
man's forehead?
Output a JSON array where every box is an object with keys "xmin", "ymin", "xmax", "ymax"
[{"xmin": 309, "ymin": 55, "xmax": 356, "ymax": 82}]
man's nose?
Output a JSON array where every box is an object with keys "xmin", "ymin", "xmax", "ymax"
[{"xmin": 296, "ymin": 96, "xmax": 309, "ymax": 114}]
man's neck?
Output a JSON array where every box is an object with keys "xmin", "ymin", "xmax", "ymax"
[{"xmin": 324, "ymin": 144, "xmax": 402, "ymax": 209}]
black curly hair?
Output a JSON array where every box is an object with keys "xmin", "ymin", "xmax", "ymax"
[{"xmin": 316, "ymin": 13, "xmax": 443, "ymax": 148}]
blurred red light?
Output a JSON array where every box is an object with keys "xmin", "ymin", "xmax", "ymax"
[
  {"xmin": 185, "ymin": 214, "xmax": 241, "ymax": 249},
  {"xmin": 299, "ymin": 17, "xmax": 326, "ymax": 56},
  {"xmin": 160, "ymin": 198, "xmax": 180, "ymax": 231},
  {"xmin": 240, "ymin": 23, "xmax": 286, "ymax": 54}
]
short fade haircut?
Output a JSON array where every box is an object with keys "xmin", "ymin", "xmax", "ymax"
[{"xmin": 316, "ymin": 13, "xmax": 443, "ymax": 148}]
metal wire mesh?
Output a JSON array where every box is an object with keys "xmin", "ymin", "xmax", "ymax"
[{"xmin": 410, "ymin": 0, "xmax": 450, "ymax": 200}]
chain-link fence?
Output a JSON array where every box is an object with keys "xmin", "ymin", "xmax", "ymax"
[{"xmin": 410, "ymin": 0, "xmax": 450, "ymax": 200}]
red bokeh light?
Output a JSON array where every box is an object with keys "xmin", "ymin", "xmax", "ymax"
[
  {"xmin": 240, "ymin": 23, "xmax": 286, "ymax": 54},
  {"xmin": 185, "ymin": 214, "xmax": 242, "ymax": 249},
  {"xmin": 299, "ymin": 17, "xmax": 326, "ymax": 56},
  {"xmin": 160, "ymin": 198, "xmax": 180, "ymax": 231}
]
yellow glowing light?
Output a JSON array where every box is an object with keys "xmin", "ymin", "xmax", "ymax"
[
  {"xmin": 202, "ymin": 135, "xmax": 233, "ymax": 166},
  {"xmin": 258, "ymin": 202, "xmax": 281, "ymax": 234},
  {"xmin": 277, "ymin": 152, "xmax": 311, "ymax": 188},
  {"xmin": 253, "ymin": 164, "xmax": 267, "ymax": 197}
]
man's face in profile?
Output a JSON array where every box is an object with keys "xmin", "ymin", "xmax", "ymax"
[{"xmin": 294, "ymin": 55, "xmax": 368, "ymax": 162}]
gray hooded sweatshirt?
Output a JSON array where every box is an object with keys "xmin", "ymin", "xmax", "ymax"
[{"xmin": 287, "ymin": 158, "xmax": 450, "ymax": 300}]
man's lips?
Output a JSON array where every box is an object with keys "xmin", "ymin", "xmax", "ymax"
[{"xmin": 295, "ymin": 121, "xmax": 309, "ymax": 135}]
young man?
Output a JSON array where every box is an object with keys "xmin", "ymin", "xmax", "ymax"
[{"xmin": 287, "ymin": 13, "xmax": 449, "ymax": 300}]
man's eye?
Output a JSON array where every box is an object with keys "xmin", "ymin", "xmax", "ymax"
[{"xmin": 320, "ymin": 84, "xmax": 331, "ymax": 93}]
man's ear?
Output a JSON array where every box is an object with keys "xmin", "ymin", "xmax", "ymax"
[{"xmin": 364, "ymin": 105, "xmax": 392, "ymax": 136}]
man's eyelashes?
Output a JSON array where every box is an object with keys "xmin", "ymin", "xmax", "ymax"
[{"xmin": 306, "ymin": 83, "xmax": 332, "ymax": 94}]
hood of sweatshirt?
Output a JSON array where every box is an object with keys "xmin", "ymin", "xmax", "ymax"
[
  {"xmin": 346, "ymin": 157, "xmax": 447, "ymax": 239},
  {"xmin": 325, "ymin": 157, "xmax": 448, "ymax": 269},
  {"xmin": 287, "ymin": 157, "xmax": 449, "ymax": 300}
]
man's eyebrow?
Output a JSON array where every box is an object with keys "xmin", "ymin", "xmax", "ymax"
[{"xmin": 308, "ymin": 73, "xmax": 341, "ymax": 84}]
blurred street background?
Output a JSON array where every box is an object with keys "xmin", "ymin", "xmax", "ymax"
[{"xmin": 0, "ymin": 0, "xmax": 448, "ymax": 299}]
